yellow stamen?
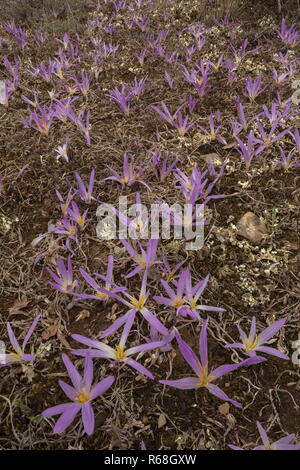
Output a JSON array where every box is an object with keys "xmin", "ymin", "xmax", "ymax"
[
  {"xmin": 244, "ymin": 335, "xmax": 258, "ymax": 351},
  {"xmin": 115, "ymin": 345, "xmax": 125, "ymax": 361},
  {"xmin": 76, "ymin": 216, "xmax": 85, "ymax": 227},
  {"xmin": 197, "ymin": 362, "xmax": 215, "ymax": 387},
  {"xmin": 8, "ymin": 351, "xmax": 22, "ymax": 361},
  {"xmin": 189, "ymin": 298, "xmax": 197, "ymax": 309},
  {"xmin": 130, "ymin": 294, "xmax": 146, "ymax": 311},
  {"xmin": 74, "ymin": 387, "xmax": 90, "ymax": 403},
  {"xmin": 96, "ymin": 291, "xmax": 107, "ymax": 298},
  {"xmin": 178, "ymin": 127, "xmax": 185, "ymax": 136},
  {"xmin": 134, "ymin": 255, "xmax": 147, "ymax": 269},
  {"xmin": 172, "ymin": 296, "xmax": 185, "ymax": 307},
  {"xmin": 68, "ymin": 226, "xmax": 77, "ymax": 235}
]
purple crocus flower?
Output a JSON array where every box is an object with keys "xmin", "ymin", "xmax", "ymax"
[
  {"xmin": 153, "ymin": 269, "xmax": 188, "ymax": 310},
  {"xmin": 21, "ymin": 91, "xmax": 40, "ymax": 108},
  {"xmin": 21, "ymin": 106, "xmax": 55, "ymax": 136},
  {"xmin": 160, "ymin": 257, "xmax": 187, "ymax": 283},
  {"xmin": 230, "ymin": 39, "xmax": 261, "ymax": 65},
  {"xmin": 276, "ymin": 18, "xmax": 299, "ymax": 47},
  {"xmin": 235, "ymin": 131, "xmax": 257, "ymax": 169},
  {"xmin": 188, "ymin": 95, "xmax": 198, "ymax": 113},
  {"xmin": 72, "ymin": 316, "xmax": 172, "ymax": 380},
  {"xmin": 130, "ymin": 76, "xmax": 147, "ymax": 97},
  {"xmin": 103, "ymin": 153, "xmax": 150, "ymax": 189},
  {"xmin": 72, "ymin": 70, "xmax": 91, "ymax": 97},
  {"xmin": 75, "ymin": 169, "xmax": 95, "ymax": 203},
  {"xmin": 290, "ymin": 129, "xmax": 300, "ymax": 153},
  {"xmin": 244, "ymin": 73, "xmax": 267, "ymax": 101},
  {"xmin": 254, "ymin": 122, "xmax": 288, "ymax": 156},
  {"xmin": 207, "ymin": 54, "xmax": 224, "ymax": 72},
  {"xmin": 67, "ymin": 201, "xmax": 89, "ymax": 228},
  {"xmin": 99, "ymin": 269, "xmax": 169, "ymax": 339},
  {"xmin": 173, "ymin": 163, "xmax": 225, "ymax": 205},
  {"xmin": 225, "ymin": 316, "xmax": 289, "ymax": 360},
  {"xmin": 49, "ymin": 217, "xmax": 78, "ymax": 242},
  {"xmin": 71, "ymin": 109, "xmax": 91, "ymax": 145},
  {"xmin": 106, "ymin": 84, "xmax": 132, "ymax": 115},
  {"xmin": 47, "ymin": 256, "xmax": 78, "ymax": 294},
  {"xmin": 75, "ymin": 255, "xmax": 126, "ymax": 301},
  {"xmin": 151, "ymin": 101, "xmax": 179, "ymax": 126},
  {"xmin": 55, "ymin": 188, "xmax": 74, "ymax": 216},
  {"xmin": 160, "ymin": 321, "xmax": 266, "ymax": 408},
  {"xmin": 177, "ymin": 272, "xmax": 225, "ymax": 320},
  {"xmin": 135, "ymin": 49, "xmax": 148, "ymax": 66},
  {"xmin": 275, "ymin": 149, "xmax": 300, "ymax": 170},
  {"xmin": 42, "ymin": 354, "xmax": 114, "ymax": 435},
  {"xmin": 151, "ymin": 151, "xmax": 178, "ymax": 181},
  {"xmin": 1, "ymin": 315, "xmax": 41, "ymax": 366},
  {"xmin": 38, "ymin": 60, "xmax": 55, "ymax": 82},
  {"xmin": 4, "ymin": 21, "xmax": 27, "ymax": 48},
  {"xmin": 231, "ymin": 100, "xmax": 259, "ymax": 136},
  {"xmin": 121, "ymin": 238, "xmax": 160, "ymax": 278},
  {"xmin": 272, "ymin": 68, "xmax": 291, "ymax": 86},
  {"xmin": 173, "ymin": 111, "xmax": 195, "ymax": 136},
  {"xmin": 229, "ymin": 421, "xmax": 300, "ymax": 450},
  {"xmin": 198, "ymin": 113, "xmax": 226, "ymax": 144}
]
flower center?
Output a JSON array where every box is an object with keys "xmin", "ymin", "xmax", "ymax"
[
  {"xmin": 189, "ymin": 298, "xmax": 197, "ymax": 309},
  {"xmin": 68, "ymin": 226, "xmax": 77, "ymax": 235},
  {"xmin": 63, "ymin": 281, "xmax": 76, "ymax": 294},
  {"xmin": 74, "ymin": 387, "xmax": 90, "ymax": 403},
  {"xmin": 115, "ymin": 345, "xmax": 126, "ymax": 361},
  {"xmin": 172, "ymin": 296, "xmax": 185, "ymax": 307},
  {"xmin": 76, "ymin": 216, "xmax": 85, "ymax": 227},
  {"xmin": 197, "ymin": 362, "xmax": 215, "ymax": 387},
  {"xmin": 96, "ymin": 291, "xmax": 107, "ymax": 298},
  {"xmin": 130, "ymin": 294, "xmax": 146, "ymax": 311},
  {"xmin": 134, "ymin": 255, "xmax": 146, "ymax": 269},
  {"xmin": 244, "ymin": 335, "xmax": 258, "ymax": 351}
]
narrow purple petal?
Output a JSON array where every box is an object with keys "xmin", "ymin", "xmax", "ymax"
[
  {"xmin": 59, "ymin": 380, "xmax": 77, "ymax": 400},
  {"xmin": 127, "ymin": 358, "xmax": 154, "ymax": 379},
  {"xmin": 175, "ymin": 331, "xmax": 200, "ymax": 375},
  {"xmin": 257, "ymin": 318, "xmax": 286, "ymax": 345},
  {"xmin": 159, "ymin": 377, "xmax": 199, "ymax": 389},
  {"xmin": 83, "ymin": 354, "xmax": 93, "ymax": 389},
  {"xmin": 62, "ymin": 354, "xmax": 82, "ymax": 389},
  {"xmin": 22, "ymin": 314, "xmax": 41, "ymax": 349},
  {"xmin": 90, "ymin": 375, "xmax": 115, "ymax": 400},
  {"xmin": 53, "ymin": 404, "xmax": 80, "ymax": 434},
  {"xmin": 207, "ymin": 384, "xmax": 242, "ymax": 408},
  {"xmin": 81, "ymin": 402, "xmax": 95, "ymax": 435},
  {"xmin": 7, "ymin": 323, "xmax": 21, "ymax": 353},
  {"xmin": 255, "ymin": 346, "xmax": 289, "ymax": 360},
  {"xmin": 199, "ymin": 319, "xmax": 208, "ymax": 366},
  {"xmin": 42, "ymin": 403, "xmax": 74, "ymax": 418},
  {"xmin": 256, "ymin": 421, "xmax": 270, "ymax": 447}
]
